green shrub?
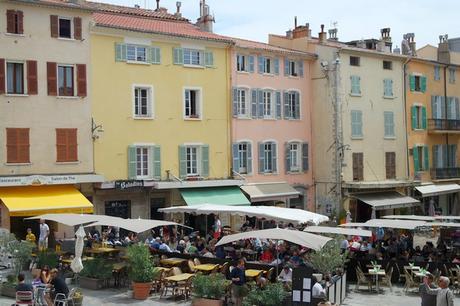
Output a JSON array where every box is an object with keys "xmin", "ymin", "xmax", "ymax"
[
  {"xmin": 243, "ymin": 283, "xmax": 288, "ymax": 306},
  {"xmin": 36, "ymin": 250, "xmax": 59, "ymax": 269},
  {"xmin": 126, "ymin": 244, "xmax": 158, "ymax": 283},
  {"xmin": 192, "ymin": 273, "xmax": 227, "ymax": 300},
  {"xmin": 80, "ymin": 258, "xmax": 112, "ymax": 279},
  {"xmin": 309, "ymin": 237, "xmax": 348, "ymax": 275}
]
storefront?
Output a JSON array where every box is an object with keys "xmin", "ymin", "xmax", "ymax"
[
  {"xmin": 240, "ymin": 182, "xmax": 301, "ymax": 206},
  {"xmin": 414, "ymin": 184, "xmax": 460, "ymax": 215}
]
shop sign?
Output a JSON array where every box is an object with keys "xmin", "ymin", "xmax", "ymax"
[
  {"xmin": 114, "ymin": 180, "xmax": 144, "ymax": 190},
  {"xmin": 0, "ymin": 175, "xmax": 77, "ymax": 186}
]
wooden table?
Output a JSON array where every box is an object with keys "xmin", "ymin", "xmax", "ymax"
[
  {"xmin": 160, "ymin": 257, "xmax": 187, "ymax": 267},
  {"xmin": 112, "ymin": 262, "xmax": 128, "ymax": 288},
  {"xmin": 164, "ymin": 273, "xmax": 194, "ymax": 283},
  {"xmin": 194, "ymin": 264, "xmax": 219, "ymax": 273},
  {"xmin": 156, "ymin": 267, "xmax": 172, "ymax": 274},
  {"xmin": 368, "ymin": 269, "xmax": 386, "ymax": 294},
  {"xmin": 86, "ymin": 248, "xmax": 120, "ymax": 256},
  {"xmin": 245, "ymin": 269, "xmax": 264, "ymax": 279}
]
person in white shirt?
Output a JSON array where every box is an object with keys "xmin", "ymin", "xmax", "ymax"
[
  {"xmin": 277, "ymin": 265, "xmax": 293, "ymax": 283},
  {"xmin": 423, "ymin": 276, "xmax": 454, "ymax": 306},
  {"xmin": 312, "ymin": 277, "xmax": 326, "ymax": 298},
  {"xmin": 38, "ymin": 219, "xmax": 49, "ymax": 251}
]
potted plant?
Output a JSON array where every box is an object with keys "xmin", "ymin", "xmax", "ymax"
[
  {"xmin": 36, "ymin": 250, "xmax": 59, "ymax": 269},
  {"xmin": 243, "ymin": 283, "xmax": 288, "ymax": 306},
  {"xmin": 309, "ymin": 237, "xmax": 348, "ymax": 279},
  {"xmin": 127, "ymin": 244, "xmax": 158, "ymax": 300},
  {"xmin": 79, "ymin": 258, "xmax": 112, "ymax": 290},
  {"xmin": 192, "ymin": 273, "xmax": 227, "ymax": 306},
  {"xmin": 1, "ymin": 274, "xmax": 17, "ymax": 298},
  {"xmin": 72, "ymin": 288, "xmax": 84, "ymax": 306}
]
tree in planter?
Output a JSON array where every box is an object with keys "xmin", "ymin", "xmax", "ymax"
[
  {"xmin": 0, "ymin": 231, "xmax": 34, "ymax": 277},
  {"xmin": 243, "ymin": 283, "xmax": 288, "ymax": 306},
  {"xmin": 192, "ymin": 273, "xmax": 227, "ymax": 300},
  {"xmin": 126, "ymin": 244, "xmax": 159, "ymax": 299},
  {"xmin": 309, "ymin": 236, "xmax": 348, "ymax": 276}
]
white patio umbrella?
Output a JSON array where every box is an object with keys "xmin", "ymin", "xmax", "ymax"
[
  {"xmin": 303, "ymin": 226, "xmax": 372, "ymax": 237},
  {"xmin": 86, "ymin": 217, "xmax": 191, "ymax": 234},
  {"xmin": 70, "ymin": 225, "xmax": 85, "ymax": 274},
  {"xmin": 25, "ymin": 213, "xmax": 106, "ymax": 226}
]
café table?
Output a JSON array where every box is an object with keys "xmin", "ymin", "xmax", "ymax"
[
  {"xmin": 85, "ymin": 247, "xmax": 120, "ymax": 257},
  {"xmin": 156, "ymin": 267, "xmax": 172, "ymax": 274},
  {"xmin": 245, "ymin": 269, "xmax": 264, "ymax": 280},
  {"xmin": 160, "ymin": 257, "xmax": 187, "ymax": 267},
  {"xmin": 368, "ymin": 268, "xmax": 386, "ymax": 294},
  {"xmin": 404, "ymin": 265, "xmax": 421, "ymax": 271},
  {"xmin": 194, "ymin": 264, "xmax": 219, "ymax": 274},
  {"xmin": 242, "ymin": 249, "xmax": 257, "ymax": 261},
  {"xmin": 112, "ymin": 262, "xmax": 128, "ymax": 288},
  {"xmin": 161, "ymin": 273, "xmax": 194, "ymax": 298}
]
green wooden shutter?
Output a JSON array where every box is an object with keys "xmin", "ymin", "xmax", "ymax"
[
  {"xmin": 232, "ymin": 87, "xmax": 238, "ymax": 117},
  {"xmin": 247, "ymin": 142, "xmax": 253, "ymax": 175},
  {"xmin": 173, "ymin": 48, "xmax": 183, "ymax": 65},
  {"xmin": 232, "ymin": 143, "xmax": 239, "ymax": 173},
  {"xmin": 201, "ymin": 145, "xmax": 209, "ymax": 177},
  {"xmin": 302, "ymin": 142, "xmax": 309, "ymax": 171},
  {"xmin": 384, "ymin": 79, "xmax": 390, "ymax": 96},
  {"xmin": 283, "ymin": 91, "xmax": 290, "ymax": 119},
  {"xmin": 413, "ymin": 146, "xmax": 419, "ymax": 172},
  {"xmin": 421, "ymin": 76, "xmax": 427, "ymax": 93},
  {"xmin": 409, "ymin": 75, "xmax": 416, "ymax": 91},
  {"xmin": 424, "ymin": 145, "xmax": 429, "ymax": 170},
  {"xmin": 115, "ymin": 43, "xmax": 127, "ymax": 62},
  {"xmin": 152, "ymin": 145, "xmax": 161, "ymax": 179},
  {"xmin": 421, "ymin": 106, "xmax": 427, "ymax": 129},
  {"xmin": 285, "ymin": 143, "xmax": 291, "ymax": 173},
  {"xmin": 276, "ymin": 91, "xmax": 281, "ymax": 119},
  {"xmin": 411, "ymin": 106, "xmax": 417, "ymax": 130},
  {"xmin": 272, "ymin": 142, "xmax": 277, "ymax": 173},
  {"xmin": 178, "ymin": 145, "xmax": 187, "ymax": 178},
  {"xmin": 258, "ymin": 142, "xmax": 264, "ymax": 173},
  {"xmin": 205, "ymin": 51, "xmax": 214, "ymax": 67},
  {"xmin": 128, "ymin": 145, "xmax": 137, "ymax": 179}
]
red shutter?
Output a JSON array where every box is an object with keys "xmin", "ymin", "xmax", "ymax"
[
  {"xmin": 67, "ymin": 129, "xmax": 78, "ymax": 161},
  {"xmin": 0, "ymin": 58, "xmax": 5, "ymax": 94},
  {"xmin": 17, "ymin": 11, "xmax": 23, "ymax": 34},
  {"xmin": 6, "ymin": 128, "xmax": 18, "ymax": 163},
  {"xmin": 47, "ymin": 62, "xmax": 57, "ymax": 96},
  {"xmin": 6, "ymin": 10, "xmax": 15, "ymax": 34},
  {"xmin": 18, "ymin": 128, "xmax": 30, "ymax": 163},
  {"xmin": 56, "ymin": 129, "xmax": 67, "ymax": 162},
  {"xmin": 50, "ymin": 15, "xmax": 58, "ymax": 38},
  {"xmin": 73, "ymin": 17, "xmax": 82, "ymax": 40},
  {"xmin": 76, "ymin": 64, "xmax": 86, "ymax": 97},
  {"xmin": 27, "ymin": 60, "xmax": 38, "ymax": 95}
]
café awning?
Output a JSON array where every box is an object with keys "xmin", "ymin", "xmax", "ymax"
[
  {"xmin": 0, "ymin": 185, "xmax": 93, "ymax": 216},
  {"xmin": 180, "ymin": 186, "xmax": 250, "ymax": 206},
  {"xmin": 382, "ymin": 215, "xmax": 436, "ymax": 221},
  {"xmin": 340, "ymin": 219, "xmax": 426, "ymax": 230},
  {"xmin": 415, "ymin": 184, "xmax": 460, "ymax": 197},
  {"xmin": 353, "ymin": 192, "xmax": 420, "ymax": 210},
  {"xmin": 240, "ymin": 182, "xmax": 300, "ymax": 202},
  {"xmin": 304, "ymin": 226, "xmax": 372, "ymax": 237}
]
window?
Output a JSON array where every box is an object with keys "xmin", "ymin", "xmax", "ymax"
[
  {"xmin": 258, "ymin": 56, "xmax": 277, "ymax": 74},
  {"xmin": 383, "ymin": 79, "xmax": 393, "ymax": 97},
  {"xmin": 237, "ymin": 54, "xmax": 246, "ymax": 72},
  {"xmin": 173, "ymin": 48, "xmax": 212, "ymax": 67},
  {"xmin": 350, "ymin": 56, "xmax": 360, "ymax": 66},
  {"xmin": 260, "ymin": 142, "xmax": 276, "ymax": 173},
  {"xmin": 56, "ymin": 128, "xmax": 77, "ymax": 162},
  {"xmin": 232, "ymin": 142, "xmax": 253, "ymax": 174},
  {"xmin": 385, "ymin": 152, "xmax": 396, "ymax": 179},
  {"xmin": 284, "ymin": 91, "xmax": 300, "ymax": 119},
  {"xmin": 186, "ymin": 146, "xmax": 198, "ymax": 176},
  {"xmin": 434, "ymin": 66, "xmax": 441, "ymax": 81},
  {"xmin": 184, "ymin": 48, "xmax": 203, "ymax": 66},
  {"xmin": 6, "ymin": 62, "xmax": 24, "ymax": 94},
  {"xmin": 127, "ymin": 45, "xmax": 147, "ymax": 62},
  {"xmin": 135, "ymin": 147, "xmax": 149, "ymax": 177},
  {"xmin": 289, "ymin": 143, "xmax": 300, "ymax": 172},
  {"xmin": 184, "ymin": 89, "xmax": 201, "ymax": 119},
  {"xmin": 350, "ymin": 75, "xmax": 361, "ymax": 95},
  {"xmin": 6, "ymin": 10, "xmax": 23, "ymax": 34},
  {"xmin": 133, "ymin": 86, "xmax": 153, "ymax": 118},
  {"xmin": 352, "ymin": 152, "xmax": 363, "ymax": 181},
  {"xmin": 351, "ymin": 110, "xmax": 363, "ymax": 138},
  {"xmin": 413, "ymin": 145, "xmax": 428, "ymax": 172},
  {"xmin": 237, "ymin": 88, "xmax": 248, "ymax": 117},
  {"xmin": 263, "ymin": 90, "xmax": 273, "ymax": 118},
  {"xmin": 384, "ymin": 111, "xmax": 395, "ymax": 138},
  {"xmin": 285, "ymin": 142, "xmax": 309, "ymax": 173},
  {"xmin": 449, "ymin": 68, "xmax": 456, "ymax": 84},
  {"xmin": 409, "ymin": 75, "xmax": 426, "ymax": 92},
  {"xmin": 128, "ymin": 145, "xmax": 161, "ymax": 179},
  {"xmin": 58, "ymin": 17, "xmax": 72, "ymax": 39},
  {"xmin": 179, "ymin": 145, "xmax": 208, "ymax": 178},
  {"xmin": 411, "ymin": 105, "xmax": 427, "ymax": 130},
  {"xmin": 6, "ymin": 128, "xmax": 29, "ymax": 164},
  {"xmin": 383, "ymin": 60, "xmax": 392, "ymax": 70},
  {"xmin": 57, "ymin": 65, "xmax": 74, "ymax": 96},
  {"xmin": 447, "ymin": 97, "xmax": 460, "ymax": 120}
]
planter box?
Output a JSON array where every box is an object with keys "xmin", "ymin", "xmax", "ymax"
[
  {"xmin": 1, "ymin": 284, "xmax": 16, "ymax": 298},
  {"xmin": 79, "ymin": 276, "xmax": 105, "ymax": 290},
  {"xmin": 192, "ymin": 298, "xmax": 223, "ymax": 306}
]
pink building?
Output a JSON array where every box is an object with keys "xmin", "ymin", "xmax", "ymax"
[{"xmin": 230, "ymin": 38, "xmax": 316, "ymax": 211}]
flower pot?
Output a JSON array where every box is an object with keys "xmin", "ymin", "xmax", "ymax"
[
  {"xmin": 80, "ymin": 276, "xmax": 105, "ymax": 290},
  {"xmin": 72, "ymin": 296, "xmax": 83, "ymax": 306},
  {"xmin": 1, "ymin": 284, "xmax": 17, "ymax": 298},
  {"xmin": 192, "ymin": 298, "xmax": 223, "ymax": 306},
  {"xmin": 132, "ymin": 282, "xmax": 152, "ymax": 300}
]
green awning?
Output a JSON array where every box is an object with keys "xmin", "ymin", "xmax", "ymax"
[{"xmin": 180, "ymin": 187, "xmax": 250, "ymax": 206}]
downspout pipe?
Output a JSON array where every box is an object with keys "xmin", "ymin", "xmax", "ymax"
[{"xmin": 403, "ymin": 57, "xmax": 412, "ymax": 181}]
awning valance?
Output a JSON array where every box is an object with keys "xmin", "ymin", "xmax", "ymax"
[
  {"xmin": 240, "ymin": 183, "xmax": 300, "ymax": 202},
  {"xmin": 180, "ymin": 187, "xmax": 250, "ymax": 206},
  {"xmin": 353, "ymin": 192, "xmax": 420, "ymax": 210},
  {"xmin": 415, "ymin": 184, "xmax": 460, "ymax": 197},
  {"xmin": 0, "ymin": 185, "xmax": 93, "ymax": 217}
]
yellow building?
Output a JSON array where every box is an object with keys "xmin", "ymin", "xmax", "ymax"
[{"xmin": 88, "ymin": 4, "xmax": 248, "ymax": 230}]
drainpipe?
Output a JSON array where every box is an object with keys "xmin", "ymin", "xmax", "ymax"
[
  {"xmin": 403, "ymin": 58, "xmax": 412, "ymax": 180},
  {"xmin": 444, "ymin": 66, "xmax": 449, "ymax": 165}
]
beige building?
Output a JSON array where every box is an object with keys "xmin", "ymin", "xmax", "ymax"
[
  {"xmin": 0, "ymin": 0, "xmax": 101, "ymax": 239},
  {"xmin": 270, "ymin": 24, "xmax": 415, "ymax": 221}
]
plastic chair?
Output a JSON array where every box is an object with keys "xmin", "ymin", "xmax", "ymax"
[{"xmin": 15, "ymin": 291, "xmax": 33, "ymax": 306}]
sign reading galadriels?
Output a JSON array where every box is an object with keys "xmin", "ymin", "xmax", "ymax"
[{"xmin": 114, "ymin": 180, "xmax": 144, "ymax": 190}]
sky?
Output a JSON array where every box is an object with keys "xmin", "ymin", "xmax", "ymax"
[{"xmin": 97, "ymin": 0, "xmax": 460, "ymax": 48}]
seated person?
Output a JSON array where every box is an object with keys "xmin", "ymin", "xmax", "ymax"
[
  {"xmin": 45, "ymin": 269, "xmax": 69, "ymax": 306},
  {"xmin": 40, "ymin": 265, "xmax": 51, "ymax": 284},
  {"xmin": 312, "ymin": 276, "xmax": 326, "ymax": 299},
  {"xmin": 16, "ymin": 273, "xmax": 34, "ymax": 300},
  {"xmin": 277, "ymin": 265, "xmax": 293, "ymax": 284},
  {"xmin": 259, "ymin": 247, "xmax": 274, "ymax": 263},
  {"xmin": 159, "ymin": 240, "xmax": 172, "ymax": 253},
  {"xmin": 202, "ymin": 247, "xmax": 215, "ymax": 258},
  {"xmin": 150, "ymin": 237, "xmax": 161, "ymax": 250}
]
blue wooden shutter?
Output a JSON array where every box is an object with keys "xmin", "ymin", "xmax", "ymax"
[
  {"xmin": 302, "ymin": 142, "xmax": 309, "ymax": 171},
  {"xmin": 232, "ymin": 143, "xmax": 239, "ymax": 174},
  {"xmin": 413, "ymin": 146, "xmax": 419, "ymax": 172},
  {"xmin": 411, "ymin": 106, "xmax": 417, "ymax": 130},
  {"xmin": 283, "ymin": 91, "xmax": 289, "ymax": 119},
  {"xmin": 285, "ymin": 142, "xmax": 291, "ymax": 173},
  {"xmin": 298, "ymin": 61, "xmax": 304, "ymax": 77},
  {"xmin": 205, "ymin": 51, "xmax": 214, "ymax": 67},
  {"xmin": 424, "ymin": 145, "xmax": 429, "ymax": 170},
  {"xmin": 421, "ymin": 76, "xmax": 427, "ymax": 93},
  {"xmin": 257, "ymin": 90, "xmax": 264, "ymax": 118},
  {"xmin": 258, "ymin": 56, "xmax": 264, "ymax": 73},
  {"xmin": 274, "ymin": 58, "xmax": 280, "ymax": 75},
  {"xmin": 383, "ymin": 79, "xmax": 390, "ymax": 96},
  {"xmin": 148, "ymin": 47, "xmax": 161, "ymax": 64},
  {"xmin": 276, "ymin": 91, "xmax": 282, "ymax": 119},
  {"xmin": 351, "ymin": 76, "xmax": 357, "ymax": 94},
  {"xmin": 409, "ymin": 75, "xmax": 416, "ymax": 91},
  {"xmin": 248, "ymin": 56, "xmax": 255, "ymax": 73},
  {"xmin": 115, "ymin": 43, "xmax": 127, "ymax": 62},
  {"xmin": 271, "ymin": 143, "xmax": 277, "ymax": 173},
  {"xmin": 284, "ymin": 58, "xmax": 290, "ymax": 76},
  {"xmin": 232, "ymin": 87, "xmax": 238, "ymax": 117},
  {"xmin": 152, "ymin": 145, "xmax": 161, "ymax": 179},
  {"xmin": 295, "ymin": 92, "xmax": 300, "ymax": 119},
  {"xmin": 421, "ymin": 106, "xmax": 427, "ymax": 129},
  {"xmin": 178, "ymin": 145, "xmax": 187, "ymax": 178},
  {"xmin": 247, "ymin": 142, "xmax": 253, "ymax": 175},
  {"xmin": 173, "ymin": 48, "xmax": 183, "ymax": 65},
  {"xmin": 251, "ymin": 89, "xmax": 258, "ymax": 119},
  {"xmin": 258, "ymin": 142, "xmax": 264, "ymax": 173},
  {"xmin": 128, "ymin": 145, "xmax": 137, "ymax": 179},
  {"xmin": 201, "ymin": 145, "xmax": 209, "ymax": 177}
]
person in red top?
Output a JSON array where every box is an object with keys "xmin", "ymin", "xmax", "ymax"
[{"xmin": 260, "ymin": 246, "xmax": 274, "ymax": 263}]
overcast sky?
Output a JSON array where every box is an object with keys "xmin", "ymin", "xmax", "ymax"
[{"xmin": 98, "ymin": 0, "xmax": 460, "ymax": 48}]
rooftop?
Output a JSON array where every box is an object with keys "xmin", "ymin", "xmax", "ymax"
[{"xmin": 230, "ymin": 36, "xmax": 316, "ymax": 58}]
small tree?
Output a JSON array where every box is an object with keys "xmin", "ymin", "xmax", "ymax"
[
  {"xmin": 0, "ymin": 231, "xmax": 34, "ymax": 277},
  {"xmin": 309, "ymin": 236, "xmax": 348, "ymax": 275}
]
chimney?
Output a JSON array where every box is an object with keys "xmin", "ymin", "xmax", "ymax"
[
  {"xmin": 318, "ymin": 24, "xmax": 327, "ymax": 43},
  {"xmin": 380, "ymin": 27, "xmax": 392, "ymax": 52},
  {"xmin": 294, "ymin": 16, "xmax": 297, "ymax": 28},
  {"xmin": 292, "ymin": 22, "xmax": 310, "ymax": 39},
  {"xmin": 286, "ymin": 30, "xmax": 293, "ymax": 39},
  {"xmin": 196, "ymin": 0, "xmax": 215, "ymax": 33},
  {"xmin": 357, "ymin": 39, "xmax": 366, "ymax": 49},
  {"xmin": 175, "ymin": 1, "xmax": 182, "ymax": 18},
  {"xmin": 438, "ymin": 34, "xmax": 450, "ymax": 64},
  {"xmin": 155, "ymin": 0, "xmax": 160, "ymax": 11},
  {"xmin": 409, "ymin": 34, "xmax": 416, "ymax": 56},
  {"xmin": 328, "ymin": 28, "xmax": 338, "ymax": 41}
]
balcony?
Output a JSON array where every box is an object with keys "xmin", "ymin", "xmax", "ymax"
[
  {"xmin": 430, "ymin": 167, "xmax": 460, "ymax": 180},
  {"xmin": 428, "ymin": 119, "xmax": 460, "ymax": 133}
]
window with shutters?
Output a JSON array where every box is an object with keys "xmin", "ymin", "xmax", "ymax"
[
  {"xmin": 286, "ymin": 91, "xmax": 300, "ymax": 119},
  {"xmin": 384, "ymin": 111, "xmax": 395, "ymax": 138},
  {"xmin": 6, "ymin": 10, "xmax": 23, "ymax": 35},
  {"xmin": 414, "ymin": 75, "xmax": 423, "ymax": 92},
  {"xmin": 56, "ymin": 128, "xmax": 77, "ymax": 162},
  {"xmin": 136, "ymin": 147, "xmax": 150, "ymax": 178},
  {"xmin": 287, "ymin": 60, "xmax": 298, "ymax": 76},
  {"xmin": 289, "ymin": 142, "xmax": 301, "ymax": 172},
  {"xmin": 238, "ymin": 142, "xmax": 249, "ymax": 174},
  {"xmin": 236, "ymin": 88, "xmax": 249, "ymax": 117},
  {"xmin": 262, "ymin": 90, "xmax": 274, "ymax": 118},
  {"xmin": 133, "ymin": 85, "xmax": 153, "ymax": 118},
  {"xmin": 383, "ymin": 61, "xmax": 392, "ymax": 70},
  {"xmin": 6, "ymin": 128, "xmax": 29, "ymax": 164},
  {"xmin": 58, "ymin": 17, "xmax": 72, "ymax": 39},
  {"xmin": 413, "ymin": 145, "xmax": 428, "ymax": 172},
  {"xmin": 6, "ymin": 61, "xmax": 24, "ymax": 94},
  {"xmin": 57, "ymin": 65, "xmax": 74, "ymax": 96},
  {"xmin": 352, "ymin": 152, "xmax": 364, "ymax": 181},
  {"xmin": 351, "ymin": 110, "xmax": 363, "ymax": 138},
  {"xmin": 128, "ymin": 145, "xmax": 160, "ymax": 179},
  {"xmin": 449, "ymin": 68, "xmax": 456, "ymax": 84},
  {"xmin": 183, "ymin": 49, "xmax": 203, "ymax": 66},
  {"xmin": 258, "ymin": 56, "xmax": 274, "ymax": 74},
  {"xmin": 350, "ymin": 56, "xmax": 360, "ymax": 66},
  {"xmin": 127, "ymin": 45, "xmax": 147, "ymax": 62},
  {"xmin": 434, "ymin": 66, "xmax": 441, "ymax": 81},
  {"xmin": 186, "ymin": 146, "xmax": 199, "ymax": 176},
  {"xmin": 237, "ymin": 54, "xmax": 246, "ymax": 72},
  {"xmin": 350, "ymin": 75, "xmax": 361, "ymax": 95},
  {"xmin": 413, "ymin": 105, "xmax": 425, "ymax": 129},
  {"xmin": 184, "ymin": 88, "xmax": 202, "ymax": 119},
  {"xmin": 263, "ymin": 142, "xmax": 276, "ymax": 173},
  {"xmin": 383, "ymin": 79, "xmax": 393, "ymax": 98},
  {"xmin": 385, "ymin": 152, "xmax": 396, "ymax": 179}
]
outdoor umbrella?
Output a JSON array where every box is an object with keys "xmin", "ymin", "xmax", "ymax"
[
  {"xmin": 70, "ymin": 225, "xmax": 85, "ymax": 274},
  {"xmin": 25, "ymin": 213, "xmax": 106, "ymax": 226},
  {"xmin": 303, "ymin": 226, "xmax": 372, "ymax": 237},
  {"xmin": 86, "ymin": 217, "xmax": 190, "ymax": 234}
]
